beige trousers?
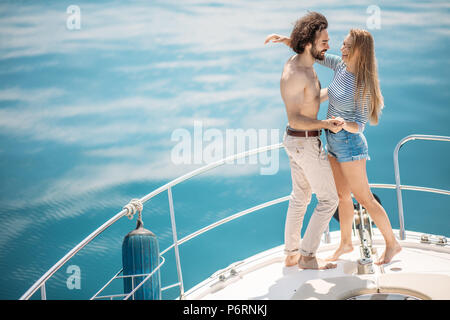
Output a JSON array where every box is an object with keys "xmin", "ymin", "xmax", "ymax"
[{"xmin": 283, "ymin": 132, "xmax": 339, "ymax": 257}]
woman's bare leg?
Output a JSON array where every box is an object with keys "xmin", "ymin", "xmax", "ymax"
[
  {"xmin": 326, "ymin": 155, "xmax": 355, "ymax": 261},
  {"xmin": 339, "ymin": 159, "xmax": 401, "ymax": 265}
]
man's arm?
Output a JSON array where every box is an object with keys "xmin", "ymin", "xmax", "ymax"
[
  {"xmin": 290, "ymin": 114, "xmax": 342, "ymax": 131},
  {"xmin": 331, "ymin": 117, "xmax": 361, "ymax": 133}
]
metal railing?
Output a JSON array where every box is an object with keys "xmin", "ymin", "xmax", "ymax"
[
  {"xmin": 19, "ymin": 134, "xmax": 449, "ymax": 300},
  {"xmin": 19, "ymin": 142, "xmax": 283, "ymax": 300},
  {"xmin": 90, "ymin": 194, "xmax": 292, "ymax": 300},
  {"xmin": 393, "ymin": 134, "xmax": 450, "ymax": 240},
  {"xmin": 92, "ymin": 256, "xmax": 166, "ymax": 300}
]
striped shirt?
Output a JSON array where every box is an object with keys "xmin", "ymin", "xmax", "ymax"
[{"xmin": 316, "ymin": 53, "xmax": 370, "ymax": 132}]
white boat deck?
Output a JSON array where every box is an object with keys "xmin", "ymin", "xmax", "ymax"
[{"xmin": 185, "ymin": 229, "xmax": 450, "ymax": 300}]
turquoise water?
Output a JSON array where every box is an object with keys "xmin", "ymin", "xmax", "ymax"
[{"xmin": 0, "ymin": 0, "xmax": 449, "ymax": 300}]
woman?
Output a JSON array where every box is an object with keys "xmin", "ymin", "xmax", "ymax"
[{"xmin": 266, "ymin": 29, "xmax": 401, "ymax": 265}]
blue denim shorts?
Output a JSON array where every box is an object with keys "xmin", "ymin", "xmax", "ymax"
[{"xmin": 325, "ymin": 129, "xmax": 370, "ymax": 162}]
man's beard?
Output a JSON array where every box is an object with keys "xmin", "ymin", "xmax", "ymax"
[{"xmin": 311, "ymin": 45, "xmax": 326, "ymax": 60}]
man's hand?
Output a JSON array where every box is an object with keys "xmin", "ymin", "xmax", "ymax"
[
  {"xmin": 264, "ymin": 34, "xmax": 291, "ymax": 47},
  {"xmin": 324, "ymin": 117, "xmax": 345, "ymax": 133}
]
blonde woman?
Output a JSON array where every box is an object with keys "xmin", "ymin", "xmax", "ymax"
[{"xmin": 266, "ymin": 29, "xmax": 401, "ymax": 264}]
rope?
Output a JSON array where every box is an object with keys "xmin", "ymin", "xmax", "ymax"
[{"xmin": 123, "ymin": 198, "xmax": 143, "ymax": 220}]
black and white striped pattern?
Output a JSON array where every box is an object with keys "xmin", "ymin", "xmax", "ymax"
[{"xmin": 317, "ymin": 53, "xmax": 370, "ymax": 132}]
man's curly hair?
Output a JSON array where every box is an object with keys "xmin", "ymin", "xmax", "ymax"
[{"xmin": 290, "ymin": 12, "xmax": 328, "ymax": 54}]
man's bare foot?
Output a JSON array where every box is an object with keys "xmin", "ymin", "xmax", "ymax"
[
  {"xmin": 326, "ymin": 243, "xmax": 353, "ymax": 261},
  {"xmin": 375, "ymin": 242, "xmax": 402, "ymax": 265},
  {"xmin": 285, "ymin": 253, "xmax": 300, "ymax": 267},
  {"xmin": 298, "ymin": 255, "xmax": 337, "ymax": 270}
]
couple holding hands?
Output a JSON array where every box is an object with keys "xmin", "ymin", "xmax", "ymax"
[{"xmin": 265, "ymin": 12, "xmax": 401, "ymax": 270}]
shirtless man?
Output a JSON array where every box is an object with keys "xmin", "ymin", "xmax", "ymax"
[{"xmin": 265, "ymin": 12, "xmax": 343, "ymax": 269}]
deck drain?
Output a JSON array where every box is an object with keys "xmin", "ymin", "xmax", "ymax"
[{"xmin": 390, "ymin": 267, "xmax": 402, "ymax": 272}]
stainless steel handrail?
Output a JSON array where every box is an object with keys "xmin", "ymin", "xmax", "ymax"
[
  {"xmin": 96, "ymin": 180, "xmax": 450, "ymax": 300},
  {"xmin": 160, "ymin": 183, "xmax": 450, "ymax": 257},
  {"xmin": 371, "ymin": 183, "xmax": 450, "ymax": 195},
  {"xmin": 19, "ymin": 143, "xmax": 283, "ymax": 300},
  {"xmin": 91, "ymin": 269, "xmax": 124, "ymax": 300},
  {"xmin": 20, "ymin": 135, "xmax": 449, "ymax": 300},
  {"xmin": 123, "ymin": 256, "xmax": 166, "ymax": 300},
  {"xmin": 20, "ymin": 208, "xmax": 128, "ymax": 300},
  {"xmin": 393, "ymin": 134, "xmax": 450, "ymax": 240},
  {"xmin": 160, "ymin": 195, "xmax": 291, "ymax": 256},
  {"xmin": 139, "ymin": 143, "xmax": 284, "ymax": 204}
]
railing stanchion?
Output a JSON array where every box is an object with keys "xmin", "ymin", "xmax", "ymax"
[
  {"xmin": 167, "ymin": 187, "xmax": 185, "ymax": 299},
  {"xmin": 393, "ymin": 135, "xmax": 450, "ymax": 240},
  {"xmin": 394, "ymin": 140, "xmax": 406, "ymax": 240},
  {"xmin": 40, "ymin": 283, "xmax": 46, "ymax": 300},
  {"xmin": 20, "ymin": 136, "xmax": 450, "ymax": 300}
]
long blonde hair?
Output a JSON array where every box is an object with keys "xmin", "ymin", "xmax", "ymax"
[{"xmin": 348, "ymin": 29, "xmax": 384, "ymax": 125}]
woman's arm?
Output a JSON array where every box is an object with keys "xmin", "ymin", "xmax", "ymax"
[
  {"xmin": 320, "ymin": 88, "xmax": 328, "ymax": 103},
  {"xmin": 265, "ymin": 34, "xmax": 343, "ymax": 72},
  {"xmin": 264, "ymin": 34, "xmax": 291, "ymax": 47},
  {"xmin": 342, "ymin": 121, "xmax": 363, "ymax": 133}
]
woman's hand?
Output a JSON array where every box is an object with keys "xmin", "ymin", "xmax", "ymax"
[
  {"xmin": 264, "ymin": 34, "xmax": 291, "ymax": 47},
  {"xmin": 341, "ymin": 120, "xmax": 360, "ymax": 133},
  {"xmin": 331, "ymin": 117, "xmax": 360, "ymax": 133}
]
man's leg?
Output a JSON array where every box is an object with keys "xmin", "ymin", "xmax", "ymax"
[
  {"xmin": 284, "ymin": 151, "xmax": 312, "ymax": 266},
  {"xmin": 297, "ymin": 138, "xmax": 339, "ymax": 269}
]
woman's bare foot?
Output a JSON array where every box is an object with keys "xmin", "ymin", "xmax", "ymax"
[
  {"xmin": 285, "ymin": 253, "xmax": 300, "ymax": 267},
  {"xmin": 298, "ymin": 255, "xmax": 337, "ymax": 270},
  {"xmin": 326, "ymin": 243, "xmax": 353, "ymax": 261},
  {"xmin": 375, "ymin": 242, "xmax": 402, "ymax": 265}
]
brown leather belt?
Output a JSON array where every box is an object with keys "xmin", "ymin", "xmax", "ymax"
[{"xmin": 286, "ymin": 127, "xmax": 321, "ymax": 137}]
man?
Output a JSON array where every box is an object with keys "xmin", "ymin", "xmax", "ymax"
[{"xmin": 265, "ymin": 12, "xmax": 343, "ymax": 269}]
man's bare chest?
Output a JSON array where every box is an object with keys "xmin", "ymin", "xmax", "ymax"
[{"xmin": 304, "ymin": 73, "xmax": 321, "ymax": 99}]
